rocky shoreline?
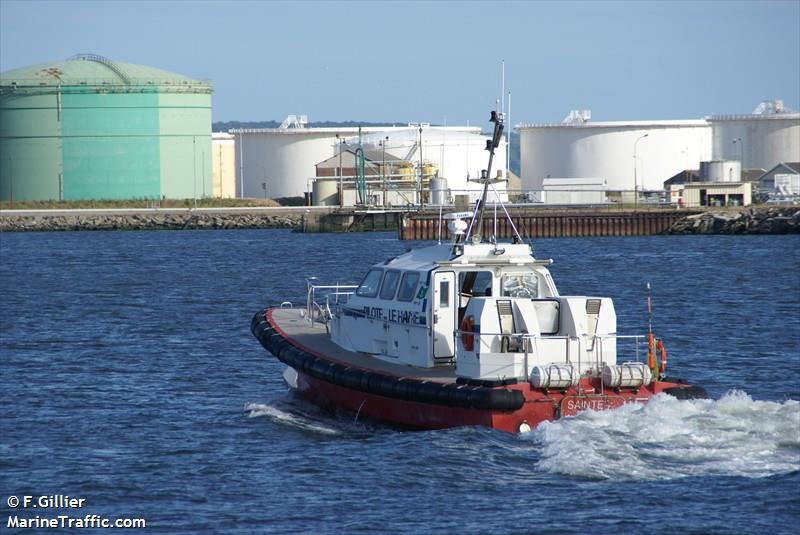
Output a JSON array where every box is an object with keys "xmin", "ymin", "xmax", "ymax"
[
  {"xmin": 0, "ymin": 212, "xmax": 303, "ymax": 232},
  {"xmin": 664, "ymin": 206, "xmax": 800, "ymax": 234}
]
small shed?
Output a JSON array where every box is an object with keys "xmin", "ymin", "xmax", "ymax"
[{"xmin": 682, "ymin": 182, "xmax": 752, "ymax": 208}]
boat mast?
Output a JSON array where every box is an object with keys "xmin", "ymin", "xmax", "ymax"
[{"xmin": 467, "ymin": 110, "xmax": 504, "ymax": 244}]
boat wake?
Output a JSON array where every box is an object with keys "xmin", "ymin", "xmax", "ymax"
[
  {"xmin": 244, "ymin": 400, "xmax": 344, "ymax": 437},
  {"xmin": 521, "ymin": 390, "xmax": 800, "ymax": 480}
]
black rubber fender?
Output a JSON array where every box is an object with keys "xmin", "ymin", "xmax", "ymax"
[
  {"xmin": 252, "ymin": 307, "xmax": 526, "ymax": 412},
  {"xmin": 415, "ymin": 381, "xmax": 440, "ymax": 404},
  {"xmin": 359, "ymin": 372, "xmax": 373, "ymax": 392},
  {"xmin": 663, "ymin": 385, "xmax": 708, "ymax": 400},
  {"xmin": 448, "ymin": 385, "xmax": 472, "ymax": 407},
  {"xmin": 393, "ymin": 379, "xmax": 413, "ymax": 401},
  {"xmin": 486, "ymin": 389, "xmax": 525, "ymax": 411}
]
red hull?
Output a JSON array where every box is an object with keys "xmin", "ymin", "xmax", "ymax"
[
  {"xmin": 292, "ymin": 368, "xmax": 683, "ymax": 433},
  {"xmin": 252, "ymin": 308, "xmax": 700, "ymax": 433}
]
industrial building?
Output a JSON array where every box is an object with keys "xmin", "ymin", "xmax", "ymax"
[
  {"xmin": 682, "ymin": 182, "xmax": 753, "ymax": 208},
  {"xmin": 231, "ymin": 119, "xmax": 507, "ymax": 205},
  {"xmin": 518, "ymin": 102, "xmax": 800, "ymax": 200},
  {"xmin": 756, "ymin": 162, "xmax": 800, "ymax": 200},
  {"xmin": 0, "ymin": 54, "xmax": 212, "ymax": 201}
]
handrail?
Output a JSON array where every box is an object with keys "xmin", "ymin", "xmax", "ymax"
[{"xmin": 306, "ymin": 281, "xmax": 358, "ymax": 325}]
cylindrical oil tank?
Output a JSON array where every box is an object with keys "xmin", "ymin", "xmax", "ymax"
[
  {"xmin": 700, "ymin": 160, "xmax": 741, "ymax": 182},
  {"xmin": 312, "ymin": 179, "xmax": 339, "ymax": 206},
  {"xmin": 708, "ymin": 114, "xmax": 800, "ymax": 170},
  {"xmin": 232, "ymin": 125, "xmax": 507, "ymax": 202},
  {"xmin": 0, "ymin": 54, "xmax": 212, "ymax": 201},
  {"xmin": 429, "ymin": 177, "xmax": 449, "ymax": 205},
  {"xmin": 212, "ymin": 133, "xmax": 237, "ymax": 198},
  {"xmin": 518, "ymin": 120, "xmax": 712, "ymax": 194}
]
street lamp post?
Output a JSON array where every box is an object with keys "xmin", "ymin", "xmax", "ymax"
[
  {"xmin": 418, "ymin": 127, "xmax": 424, "ymax": 205},
  {"xmin": 336, "ymin": 135, "xmax": 345, "ymax": 208},
  {"xmin": 633, "ymin": 133, "xmax": 649, "ymax": 207},
  {"xmin": 238, "ymin": 132, "xmax": 244, "ymax": 199},
  {"xmin": 733, "ymin": 137, "xmax": 744, "ymax": 167},
  {"xmin": 380, "ymin": 136, "xmax": 388, "ymax": 207}
]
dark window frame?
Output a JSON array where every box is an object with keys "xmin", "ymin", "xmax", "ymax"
[
  {"xmin": 397, "ymin": 272, "xmax": 420, "ymax": 302},
  {"xmin": 379, "ymin": 270, "xmax": 402, "ymax": 300}
]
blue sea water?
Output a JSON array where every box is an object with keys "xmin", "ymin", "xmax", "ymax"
[{"xmin": 1, "ymin": 229, "xmax": 798, "ymax": 534}]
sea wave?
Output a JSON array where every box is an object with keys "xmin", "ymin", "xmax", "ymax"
[
  {"xmin": 521, "ymin": 390, "xmax": 800, "ymax": 480},
  {"xmin": 244, "ymin": 402, "xmax": 344, "ymax": 436}
]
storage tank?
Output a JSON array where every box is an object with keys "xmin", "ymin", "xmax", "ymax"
[
  {"xmin": 312, "ymin": 179, "xmax": 339, "ymax": 206},
  {"xmin": 429, "ymin": 177, "xmax": 449, "ymax": 205},
  {"xmin": 0, "ymin": 54, "xmax": 212, "ymax": 201},
  {"xmin": 233, "ymin": 125, "xmax": 506, "ymax": 202},
  {"xmin": 212, "ymin": 133, "xmax": 236, "ymax": 198},
  {"xmin": 700, "ymin": 160, "xmax": 741, "ymax": 182},
  {"xmin": 708, "ymin": 112, "xmax": 800, "ymax": 170},
  {"xmin": 518, "ymin": 119, "xmax": 711, "ymax": 194}
]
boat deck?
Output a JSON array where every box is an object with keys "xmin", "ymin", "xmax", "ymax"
[{"xmin": 269, "ymin": 308, "xmax": 457, "ymax": 383}]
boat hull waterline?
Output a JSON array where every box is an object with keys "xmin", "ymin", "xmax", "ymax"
[{"xmin": 252, "ymin": 308, "xmax": 706, "ymax": 433}]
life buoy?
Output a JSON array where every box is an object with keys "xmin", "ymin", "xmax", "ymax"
[
  {"xmin": 460, "ymin": 315, "xmax": 475, "ymax": 351},
  {"xmin": 657, "ymin": 339, "xmax": 667, "ymax": 374}
]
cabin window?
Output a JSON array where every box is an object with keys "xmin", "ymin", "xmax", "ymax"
[
  {"xmin": 356, "ymin": 268, "xmax": 383, "ymax": 297},
  {"xmin": 439, "ymin": 280, "xmax": 450, "ymax": 308},
  {"xmin": 379, "ymin": 270, "xmax": 401, "ymax": 300},
  {"xmin": 501, "ymin": 273, "xmax": 538, "ymax": 298},
  {"xmin": 397, "ymin": 272, "xmax": 420, "ymax": 302},
  {"xmin": 459, "ymin": 271, "xmax": 493, "ymax": 297}
]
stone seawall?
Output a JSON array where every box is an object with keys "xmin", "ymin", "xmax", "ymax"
[
  {"xmin": 665, "ymin": 207, "xmax": 800, "ymax": 234},
  {"xmin": 2, "ymin": 206, "xmax": 798, "ymax": 235},
  {"xmin": 0, "ymin": 212, "xmax": 303, "ymax": 232}
]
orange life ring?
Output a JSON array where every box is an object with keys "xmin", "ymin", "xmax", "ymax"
[
  {"xmin": 460, "ymin": 315, "xmax": 475, "ymax": 351},
  {"xmin": 657, "ymin": 339, "xmax": 667, "ymax": 374}
]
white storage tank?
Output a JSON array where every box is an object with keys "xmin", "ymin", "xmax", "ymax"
[
  {"xmin": 700, "ymin": 160, "xmax": 741, "ymax": 182},
  {"xmin": 232, "ymin": 124, "xmax": 506, "ymax": 202},
  {"xmin": 708, "ymin": 112, "xmax": 800, "ymax": 170},
  {"xmin": 312, "ymin": 178, "xmax": 339, "ymax": 206},
  {"xmin": 212, "ymin": 133, "xmax": 236, "ymax": 198},
  {"xmin": 428, "ymin": 177, "xmax": 449, "ymax": 205},
  {"xmin": 518, "ymin": 119, "xmax": 712, "ymax": 194}
]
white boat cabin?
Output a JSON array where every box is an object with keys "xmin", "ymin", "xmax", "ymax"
[{"xmin": 329, "ymin": 241, "xmax": 621, "ymax": 382}]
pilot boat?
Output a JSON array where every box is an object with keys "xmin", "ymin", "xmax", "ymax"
[{"xmin": 251, "ymin": 111, "xmax": 706, "ymax": 433}]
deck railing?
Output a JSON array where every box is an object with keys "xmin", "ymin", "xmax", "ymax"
[{"xmin": 305, "ymin": 280, "xmax": 357, "ymax": 325}]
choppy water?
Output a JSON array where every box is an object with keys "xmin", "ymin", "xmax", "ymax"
[{"xmin": 1, "ymin": 230, "xmax": 798, "ymax": 534}]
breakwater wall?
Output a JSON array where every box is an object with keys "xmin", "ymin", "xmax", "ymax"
[
  {"xmin": 665, "ymin": 207, "xmax": 800, "ymax": 234},
  {"xmin": 0, "ymin": 211, "xmax": 303, "ymax": 232},
  {"xmin": 2, "ymin": 206, "xmax": 797, "ymax": 236},
  {"xmin": 398, "ymin": 209, "xmax": 697, "ymax": 240}
]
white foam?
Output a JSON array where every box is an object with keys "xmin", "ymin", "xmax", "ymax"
[
  {"xmin": 520, "ymin": 391, "xmax": 800, "ymax": 480},
  {"xmin": 244, "ymin": 402, "xmax": 342, "ymax": 436}
]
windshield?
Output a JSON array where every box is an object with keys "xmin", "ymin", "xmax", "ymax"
[{"xmin": 356, "ymin": 268, "xmax": 383, "ymax": 297}]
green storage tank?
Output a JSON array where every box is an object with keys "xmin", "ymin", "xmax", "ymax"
[{"xmin": 0, "ymin": 54, "xmax": 213, "ymax": 201}]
